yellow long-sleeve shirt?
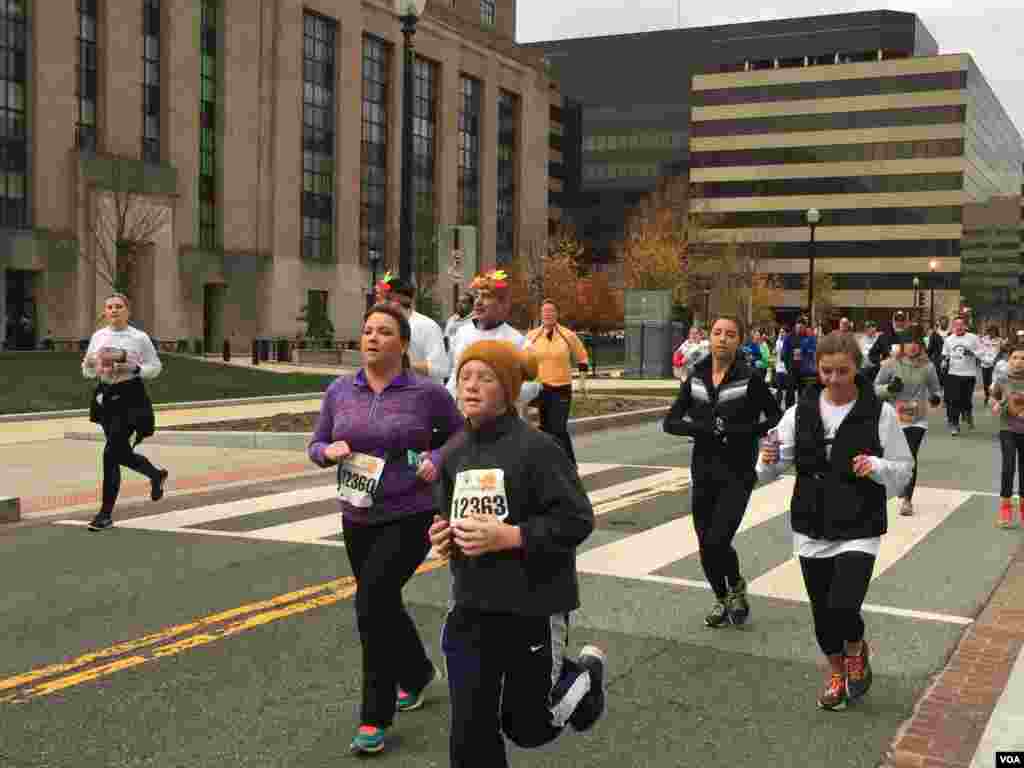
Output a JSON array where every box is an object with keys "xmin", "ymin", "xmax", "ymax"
[{"xmin": 526, "ymin": 324, "xmax": 590, "ymax": 387}]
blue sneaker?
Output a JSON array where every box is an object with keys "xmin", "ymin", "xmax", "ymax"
[
  {"xmin": 349, "ymin": 725, "xmax": 385, "ymax": 755},
  {"xmin": 397, "ymin": 662, "xmax": 439, "ymax": 712}
]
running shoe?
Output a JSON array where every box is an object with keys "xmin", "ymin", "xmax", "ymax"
[
  {"xmin": 349, "ymin": 725, "xmax": 385, "ymax": 754},
  {"xmin": 899, "ymin": 498, "xmax": 914, "ymax": 516},
  {"xmin": 965, "ymin": 413, "xmax": 975, "ymax": 431},
  {"xmin": 704, "ymin": 600, "xmax": 731, "ymax": 628},
  {"xmin": 845, "ymin": 641, "xmax": 873, "ymax": 700},
  {"xmin": 817, "ymin": 672, "xmax": 847, "ymax": 711},
  {"xmin": 151, "ymin": 469, "xmax": 169, "ymax": 501},
  {"xmin": 87, "ymin": 513, "xmax": 113, "ymax": 531},
  {"xmin": 397, "ymin": 662, "xmax": 439, "ymax": 712},
  {"xmin": 569, "ymin": 645, "xmax": 607, "ymax": 732},
  {"xmin": 950, "ymin": 425, "xmax": 960, "ymax": 437},
  {"xmin": 726, "ymin": 577, "xmax": 751, "ymax": 626},
  {"xmin": 997, "ymin": 500, "xmax": 1016, "ymax": 529}
]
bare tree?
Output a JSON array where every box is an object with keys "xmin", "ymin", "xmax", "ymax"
[{"xmin": 85, "ymin": 158, "xmax": 171, "ymax": 298}]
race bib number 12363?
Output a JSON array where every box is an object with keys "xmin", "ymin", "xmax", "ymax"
[{"xmin": 450, "ymin": 468, "xmax": 509, "ymax": 521}]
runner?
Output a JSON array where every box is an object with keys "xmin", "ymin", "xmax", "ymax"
[
  {"xmin": 989, "ymin": 344, "xmax": 1024, "ymax": 529},
  {"xmin": 873, "ymin": 325, "xmax": 942, "ymax": 516},
  {"xmin": 868, "ymin": 311, "xmax": 909, "ymax": 369},
  {"xmin": 978, "ymin": 325, "xmax": 1003, "ymax": 406},
  {"xmin": 308, "ymin": 303, "xmax": 464, "ymax": 756},
  {"xmin": 858, "ymin": 320, "xmax": 880, "ymax": 383},
  {"xmin": 782, "ymin": 316, "xmax": 817, "ymax": 397},
  {"xmin": 757, "ymin": 331, "xmax": 913, "ymax": 711},
  {"xmin": 525, "ymin": 299, "xmax": 590, "ymax": 464},
  {"xmin": 81, "ymin": 293, "xmax": 168, "ymax": 531},
  {"xmin": 376, "ymin": 274, "xmax": 450, "ymax": 386},
  {"xmin": 941, "ymin": 317, "xmax": 981, "ymax": 435},
  {"xmin": 663, "ymin": 314, "xmax": 782, "ymax": 627},
  {"xmin": 927, "ymin": 317, "xmax": 949, "ymax": 388},
  {"xmin": 773, "ymin": 325, "xmax": 792, "ymax": 408},
  {"xmin": 444, "ymin": 292, "xmax": 476, "ymax": 356},
  {"xmin": 428, "ymin": 340, "xmax": 607, "ymax": 768},
  {"xmin": 672, "ymin": 325, "xmax": 709, "ymax": 382}
]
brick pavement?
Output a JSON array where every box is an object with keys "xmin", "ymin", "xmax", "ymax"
[{"xmin": 882, "ymin": 538, "xmax": 1024, "ymax": 768}]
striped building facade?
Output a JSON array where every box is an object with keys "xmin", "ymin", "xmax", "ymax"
[{"xmin": 689, "ymin": 53, "xmax": 1024, "ymax": 323}]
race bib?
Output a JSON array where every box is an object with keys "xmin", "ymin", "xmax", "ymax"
[
  {"xmin": 336, "ymin": 452, "xmax": 385, "ymax": 508},
  {"xmin": 1008, "ymin": 392, "xmax": 1024, "ymax": 419},
  {"xmin": 450, "ymin": 469, "xmax": 509, "ymax": 522},
  {"xmin": 895, "ymin": 400, "xmax": 920, "ymax": 424}
]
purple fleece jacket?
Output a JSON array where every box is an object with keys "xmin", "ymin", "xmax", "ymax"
[{"xmin": 308, "ymin": 370, "xmax": 464, "ymax": 525}]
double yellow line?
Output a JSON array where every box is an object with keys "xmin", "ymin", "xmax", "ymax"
[{"xmin": 0, "ymin": 559, "xmax": 447, "ymax": 704}]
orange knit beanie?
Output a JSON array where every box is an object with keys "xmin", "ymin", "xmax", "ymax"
[{"xmin": 457, "ymin": 340, "xmax": 538, "ymax": 405}]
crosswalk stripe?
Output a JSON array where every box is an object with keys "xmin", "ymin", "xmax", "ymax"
[{"xmin": 242, "ymin": 513, "xmax": 341, "ymax": 544}]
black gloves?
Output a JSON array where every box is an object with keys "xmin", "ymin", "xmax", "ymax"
[
  {"xmin": 887, "ymin": 376, "xmax": 904, "ymax": 394},
  {"xmin": 929, "ymin": 394, "xmax": 941, "ymax": 407}
]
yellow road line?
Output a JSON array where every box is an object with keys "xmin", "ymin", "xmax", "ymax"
[{"xmin": 1, "ymin": 559, "xmax": 448, "ymax": 703}]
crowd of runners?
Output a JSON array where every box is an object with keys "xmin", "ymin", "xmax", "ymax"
[{"xmin": 79, "ymin": 279, "xmax": 1024, "ymax": 761}]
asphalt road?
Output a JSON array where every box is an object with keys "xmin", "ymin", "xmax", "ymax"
[{"xmin": 1, "ymin": 405, "xmax": 1017, "ymax": 767}]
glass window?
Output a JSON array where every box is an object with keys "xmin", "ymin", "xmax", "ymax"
[
  {"xmin": 412, "ymin": 56, "xmax": 438, "ymax": 274},
  {"xmin": 302, "ymin": 11, "xmax": 336, "ymax": 262},
  {"xmin": 142, "ymin": 0, "xmax": 160, "ymax": 163},
  {"xmin": 0, "ymin": 0, "xmax": 25, "ymax": 227},
  {"xmin": 689, "ymin": 139, "xmax": 965, "ymax": 167},
  {"xmin": 458, "ymin": 75, "xmax": 481, "ymax": 227},
  {"xmin": 692, "ymin": 106, "xmax": 965, "ymax": 137},
  {"xmin": 77, "ymin": 0, "xmax": 97, "ymax": 152},
  {"xmin": 480, "ymin": 0, "xmax": 495, "ymax": 26},
  {"xmin": 695, "ymin": 206, "xmax": 962, "ymax": 229},
  {"xmin": 496, "ymin": 90, "xmax": 517, "ymax": 266},
  {"xmin": 691, "ymin": 173, "xmax": 963, "ymax": 198},
  {"xmin": 198, "ymin": 0, "xmax": 218, "ymax": 249},
  {"xmin": 360, "ymin": 36, "xmax": 388, "ymax": 267}
]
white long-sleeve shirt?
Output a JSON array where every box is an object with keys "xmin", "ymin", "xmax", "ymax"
[
  {"xmin": 942, "ymin": 332, "xmax": 981, "ymax": 378},
  {"xmin": 756, "ymin": 393, "xmax": 914, "ymax": 558},
  {"xmin": 446, "ymin": 320, "xmax": 527, "ymax": 400},
  {"xmin": 82, "ymin": 325, "xmax": 162, "ymax": 384},
  {"xmin": 408, "ymin": 310, "xmax": 450, "ymax": 384}
]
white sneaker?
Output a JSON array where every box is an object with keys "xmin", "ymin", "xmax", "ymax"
[{"xmin": 899, "ymin": 498, "xmax": 913, "ymax": 516}]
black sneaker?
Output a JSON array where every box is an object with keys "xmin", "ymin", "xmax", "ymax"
[
  {"xmin": 151, "ymin": 469, "xmax": 169, "ymax": 501},
  {"xmin": 726, "ymin": 577, "xmax": 750, "ymax": 626},
  {"xmin": 569, "ymin": 645, "xmax": 607, "ymax": 733},
  {"xmin": 87, "ymin": 513, "xmax": 113, "ymax": 531},
  {"xmin": 705, "ymin": 600, "xmax": 731, "ymax": 628}
]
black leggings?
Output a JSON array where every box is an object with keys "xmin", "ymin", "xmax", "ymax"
[
  {"xmin": 799, "ymin": 552, "xmax": 876, "ymax": 657},
  {"xmin": 537, "ymin": 385, "xmax": 575, "ymax": 464},
  {"xmin": 691, "ymin": 470, "xmax": 756, "ymax": 599},
  {"xmin": 982, "ymin": 367, "xmax": 994, "ymax": 401},
  {"xmin": 999, "ymin": 431, "xmax": 1024, "ymax": 498},
  {"xmin": 101, "ymin": 416, "xmax": 160, "ymax": 513},
  {"xmin": 944, "ymin": 374, "xmax": 975, "ymax": 426},
  {"xmin": 903, "ymin": 426, "xmax": 925, "ymax": 501},
  {"xmin": 342, "ymin": 510, "xmax": 435, "ymax": 729}
]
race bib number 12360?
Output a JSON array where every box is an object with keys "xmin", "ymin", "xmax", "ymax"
[{"xmin": 337, "ymin": 452, "xmax": 385, "ymax": 509}]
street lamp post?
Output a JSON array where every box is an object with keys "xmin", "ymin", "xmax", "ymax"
[
  {"xmin": 929, "ymin": 259, "xmax": 937, "ymax": 327},
  {"xmin": 367, "ymin": 249, "xmax": 381, "ymax": 311},
  {"xmin": 806, "ymin": 208, "xmax": 820, "ymax": 326},
  {"xmin": 913, "ymin": 276, "xmax": 920, "ymax": 323},
  {"xmin": 395, "ymin": 0, "xmax": 427, "ymax": 283},
  {"xmin": 703, "ymin": 288, "xmax": 711, "ymax": 328}
]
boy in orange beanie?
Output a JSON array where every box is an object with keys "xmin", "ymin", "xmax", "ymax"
[{"xmin": 428, "ymin": 340, "xmax": 607, "ymax": 767}]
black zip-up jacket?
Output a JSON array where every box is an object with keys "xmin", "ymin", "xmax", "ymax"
[
  {"xmin": 663, "ymin": 354, "xmax": 782, "ymax": 477},
  {"xmin": 440, "ymin": 411, "xmax": 593, "ymax": 617},
  {"xmin": 791, "ymin": 377, "xmax": 888, "ymax": 540}
]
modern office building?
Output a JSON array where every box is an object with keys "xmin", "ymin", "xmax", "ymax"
[
  {"xmin": 960, "ymin": 195, "xmax": 1022, "ymax": 329},
  {"xmin": 528, "ymin": 11, "xmax": 1024, "ymax": 320},
  {"xmin": 0, "ymin": 0, "xmax": 554, "ymax": 351}
]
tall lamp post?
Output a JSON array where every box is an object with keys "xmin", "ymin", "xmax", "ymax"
[
  {"xmin": 806, "ymin": 208, "xmax": 820, "ymax": 326},
  {"xmin": 395, "ymin": 0, "xmax": 427, "ymax": 283},
  {"xmin": 913, "ymin": 276, "xmax": 920, "ymax": 323},
  {"xmin": 366, "ymin": 249, "xmax": 381, "ymax": 311},
  {"xmin": 929, "ymin": 259, "xmax": 937, "ymax": 327},
  {"xmin": 703, "ymin": 287, "xmax": 711, "ymax": 329}
]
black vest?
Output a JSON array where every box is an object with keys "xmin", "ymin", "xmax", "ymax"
[
  {"xmin": 791, "ymin": 377, "xmax": 888, "ymax": 540},
  {"xmin": 687, "ymin": 357, "xmax": 763, "ymax": 473}
]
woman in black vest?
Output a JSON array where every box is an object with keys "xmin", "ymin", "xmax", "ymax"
[
  {"xmin": 664, "ymin": 314, "xmax": 781, "ymax": 628},
  {"xmin": 758, "ymin": 332, "xmax": 912, "ymax": 711}
]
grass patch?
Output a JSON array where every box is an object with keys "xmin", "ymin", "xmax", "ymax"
[{"xmin": 0, "ymin": 353, "xmax": 338, "ymax": 415}]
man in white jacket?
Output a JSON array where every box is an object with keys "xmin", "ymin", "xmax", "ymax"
[{"xmin": 941, "ymin": 316, "xmax": 981, "ymax": 435}]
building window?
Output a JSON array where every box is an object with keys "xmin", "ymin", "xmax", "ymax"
[
  {"xmin": 496, "ymin": 90, "xmax": 517, "ymax": 265},
  {"xmin": 0, "ymin": 0, "xmax": 26, "ymax": 228},
  {"xmin": 142, "ymin": 0, "xmax": 160, "ymax": 163},
  {"xmin": 480, "ymin": 0, "xmax": 495, "ymax": 26},
  {"xmin": 76, "ymin": 0, "xmax": 98, "ymax": 152},
  {"xmin": 412, "ymin": 56, "xmax": 438, "ymax": 268},
  {"xmin": 457, "ymin": 75, "xmax": 481, "ymax": 227},
  {"xmin": 302, "ymin": 12, "xmax": 336, "ymax": 262},
  {"xmin": 198, "ymin": 0, "xmax": 218, "ymax": 249},
  {"xmin": 361, "ymin": 36, "xmax": 388, "ymax": 267}
]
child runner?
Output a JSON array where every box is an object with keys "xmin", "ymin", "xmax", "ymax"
[
  {"xmin": 873, "ymin": 325, "xmax": 942, "ymax": 516},
  {"xmin": 758, "ymin": 331, "xmax": 912, "ymax": 711},
  {"xmin": 428, "ymin": 340, "xmax": 607, "ymax": 768},
  {"xmin": 990, "ymin": 344, "xmax": 1024, "ymax": 528}
]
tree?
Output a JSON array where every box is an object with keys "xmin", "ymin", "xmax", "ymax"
[
  {"xmin": 575, "ymin": 268, "xmax": 624, "ymax": 334},
  {"xmin": 86, "ymin": 158, "xmax": 170, "ymax": 299}
]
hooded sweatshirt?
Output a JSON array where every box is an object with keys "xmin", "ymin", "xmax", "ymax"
[{"xmin": 874, "ymin": 353, "xmax": 942, "ymax": 430}]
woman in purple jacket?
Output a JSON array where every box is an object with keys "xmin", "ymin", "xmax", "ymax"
[{"xmin": 309, "ymin": 303, "xmax": 464, "ymax": 756}]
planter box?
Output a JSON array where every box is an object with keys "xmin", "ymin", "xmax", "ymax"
[
  {"xmin": 292, "ymin": 348, "xmax": 361, "ymax": 366},
  {"xmin": 0, "ymin": 496, "xmax": 21, "ymax": 523}
]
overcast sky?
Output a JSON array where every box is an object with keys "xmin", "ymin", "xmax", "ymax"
[{"xmin": 516, "ymin": 1, "xmax": 1024, "ymax": 136}]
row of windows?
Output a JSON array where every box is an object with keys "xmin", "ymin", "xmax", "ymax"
[
  {"xmin": 302, "ymin": 12, "xmax": 335, "ymax": 263},
  {"xmin": 690, "ymin": 139, "xmax": 965, "ymax": 167},
  {"xmin": 691, "ymin": 173, "xmax": 964, "ymax": 199},
  {"xmin": 583, "ymin": 162, "xmax": 659, "ymax": 181},
  {"xmin": 198, "ymin": 0, "xmax": 218, "ymax": 250},
  {"xmin": 771, "ymin": 272, "xmax": 962, "ymax": 292},
  {"xmin": 76, "ymin": 0, "xmax": 97, "ymax": 153},
  {"xmin": 583, "ymin": 131, "xmax": 686, "ymax": 153},
  {"xmin": 458, "ymin": 75, "xmax": 481, "ymax": 227},
  {"xmin": 708, "ymin": 49, "xmax": 913, "ymax": 75},
  {"xmin": 691, "ymin": 106, "xmax": 965, "ymax": 138},
  {"xmin": 693, "ymin": 72, "xmax": 966, "ymax": 107},
  {"xmin": 695, "ymin": 206, "xmax": 962, "ymax": 229},
  {"xmin": 496, "ymin": 90, "xmax": 517, "ymax": 264},
  {"xmin": 707, "ymin": 239, "xmax": 962, "ymax": 260},
  {"xmin": 0, "ymin": 0, "xmax": 25, "ymax": 227},
  {"xmin": 142, "ymin": 0, "xmax": 160, "ymax": 163},
  {"xmin": 359, "ymin": 36, "xmax": 388, "ymax": 267}
]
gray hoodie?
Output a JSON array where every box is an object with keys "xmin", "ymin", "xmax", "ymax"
[{"xmin": 874, "ymin": 354, "xmax": 942, "ymax": 429}]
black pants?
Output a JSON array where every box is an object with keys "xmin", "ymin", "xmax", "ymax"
[
  {"xmin": 342, "ymin": 510, "xmax": 435, "ymax": 729},
  {"xmin": 999, "ymin": 431, "xmax": 1024, "ymax": 498},
  {"xmin": 799, "ymin": 552, "xmax": 876, "ymax": 656},
  {"xmin": 690, "ymin": 469, "xmax": 756, "ymax": 599},
  {"xmin": 945, "ymin": 374, "xmax": 975, "ymax": 426},
  {"xmin": 442, "ymin": 607, "xmax": 591, "ymax": 768},
  {"xmin": 903, "ymin": 426, "xmax": 926, "ymax": 501},
  {"xmin": 100, "ymin": 416, "xmax": 160, "ymax": 514},
  {"xmin": 538, "ymin": 385, "xmax": 575, "ymax": 464},
  {"xmin": 773, "ymin": 371, "xmax": 792, "ymax": 409},
  {"xmin": 982, "ymin": 366, "xmax": 994, "ymax": 401},
  {"xmin": 862, "ymin": 365, "xmax": 879, "ymax": 384}
]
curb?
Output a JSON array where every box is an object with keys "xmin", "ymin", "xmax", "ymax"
[{"xmin": 64, "ymin": 406, "xmax": 673, "ymax": 450}]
